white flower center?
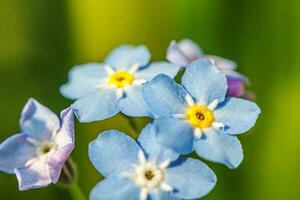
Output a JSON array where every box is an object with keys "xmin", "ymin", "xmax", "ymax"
[
  {"xmin": 134, "ymin": 162, "xmax": 165, "ymax": 190},
  {"xmin": 124, "ymin": 151, "xmax": 173, "ymax": 200},
  {"xmin": 37, "ymin": 141, "xmax": 58, "ymax": 158}
]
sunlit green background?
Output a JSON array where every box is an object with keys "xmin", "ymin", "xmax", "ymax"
[{"xmin": 1, "ymin": 0, "xmax": 300, "ymax": 199}]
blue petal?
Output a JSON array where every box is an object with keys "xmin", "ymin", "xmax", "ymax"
[
  {"xmin": 20, "ymin": 98, "xmax": 59, "ymax": 141},
  {"xmin": 166, "ymin": 157, "xmax": 217, "ymax": 199},
  {"xmin": 14, "ymin": 159, "xmax": 52, "ymax": 191},
  {"xmin": 215, "ymin": 97, "xmax": 261, "ymax": 135},
  {"xmin": 90, "ymin": 176, "xmax": 140, "ymax": 200},
  {"xmin": 105, "ymin": 45, "xmax": 150, "ymax": 69},
  {"xmin": 154, "ymin": 117, "xmax": 194, "ymax": 154},
  {"xmin": 135, "ymin": 62, "xmax": 180, "ymax": 81},
  {"xmin": 118, "ymin": 86, "xmax": 153, "ymax": 117},
  {"xmin": 166, "ymin": 40, "xmax": 191, "ymax": 67},
  {"xmin": 0, "ymin": 134, "xmax": 36, "ymax": 173},
  {"xmin": 72, "ymin": 89, "xmax": 119, "ymax": 122},
  {"xmin": 137, "ymin": 123, "xmax": 178, "ymax": 163},
  {"xmin": 142, "ymin": 74, "xmax": 188, "ymax": 117},
  {"xmin": 60, "ymin": 63, "xmax": 108, "ymax": 100},
  {"xmin": 182, "ymin": 59, "xmax": 228, "ymax": 104},
  {"xmin": 149, "ymin": 190, "xmax": 179, "ymax": 200},
  {"xmin": 194, "ymin": 128, "xmax": 243, "ymax": 169},
  {"xmin": 89, "ymin": 130, "xmax": 141, "ymax": 177}
]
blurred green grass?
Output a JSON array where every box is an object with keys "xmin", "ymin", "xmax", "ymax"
[{"xmin": 0, "ymin": 0, "xmax": 300, "ymax": 199}]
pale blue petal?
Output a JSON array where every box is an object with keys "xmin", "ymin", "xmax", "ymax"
[
  {"xmin": 0, "ymin": 134, "xmax": 36, "ymax": 173},
  {"xmin": 166, "ymin": 157, "xmax": 217, "ymax": 199},
  {"xmin": 135, "ymin": 62, "xmax": 180, "ymax": 81},
  {"xmin": 90, "ymin": 176, "xmax": 140, "ymax": 200},
  {"xmin": 182, "ymin": 59, "xmax": 228, "ymax": 104},
  {"xmin": 20, "ymin": 98, "xmax": 59, "ymax": 141},
  {"xmin": 48, "ymin": 107, "xmax": 74, "ymax": 183},
  {"xmin": 14, "ymin": 159, "xmax": 52, "ymax": 191},
  {"xmin": 166, "ymin": 40, "xmax": 191, "ymax": 67},
  {"xmin": 47, "ymin": 144, "xmax": 74, "ymax": 183},
  {"xmin": 149, "ymin": 190, "xmax": 179, "ymax": 200},
  {"xmin": 205, "ymin": 55, "xmax": 237, "ymax": 70},
  {"xmin": 215, "ymin": 97, "xmax": 261, "ymax": 135},
  {"xmin": 72, "ymin": 89, "xmax": 119, "ymax": 122},
  {"xmin": 105, "ymin": 45, "xmax": 150, "ymax": 69},
  {"xmin": 118, "ymin": 86, "xmax": 153, "ymax": 117},
  {"xmin": 89, "ymin": 130, "xmax": 141, "ymax": 177},
  {"xmin": 137, "ymin": 123, "xmax": 178, "ymax": 163},
  {"xmin": 176, "ymin": 39, "xmax": 203, "ymax": 61},
  {"xmin": 142, "ymin": 75, "xmax": 188, "ymax": 117},
  {"xmin": 60, "ymin": 63, "xmax": 108, "ymax": 100},
  {"xmin": 154, "ymin": 117, "xmax": 194, "ymax": 154},
  {"xmin": 194, "ymin": 128, "xmax": 243, "ymax": 169}
]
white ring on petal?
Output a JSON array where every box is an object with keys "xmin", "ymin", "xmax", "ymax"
[
  {"xmin": 104, "ymin": 65, "xmax": 115, "ymax": 75},
  {"xmin": 212, "ymin": 122, "xmax": 225, "ymax": 129},
  {"xmin": 207, "ymin": 99, "xmax": 219, "ymax": 110},
  {"xmin": 129, "ymin": 63, "xmax": 140, "ymax": 73},
  {"xmin": 185, "ymin": 95, "xmax": 195, "ymax": 107},
  {"xmin": 194, "ymin": 128, "xmax": 203, "ymax": 139},
  {"xmin": 116, "ymin": 89, "xmax": 124, "ymax": 99},
  {"xmin": 173, "ymin": 114, "xmax": 186, "ymax": 119}
]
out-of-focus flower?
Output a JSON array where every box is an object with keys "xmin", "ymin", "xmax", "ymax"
[
  {"xmin": 89, "ymin": 124, "xmax": 216, "ymax": 200},
  {"xmin": 60, "ymin": 45, "xmax": 180, "ymax": 122},
  {"xmin": 0, "ymin": 98, "xmax": 74, "ymax": 190},
  {"xmin": 167, "ymin": 39, "xmax": 252, "ymax": 99},
  {"xmin": 142, "ymin": 59, "xmax": 261, "ymax": 169}
]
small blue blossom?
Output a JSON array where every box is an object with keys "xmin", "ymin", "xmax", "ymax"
[
  {"xmin": 167, "ymin": 39, "xmax": 252, "ymax": 99},
  {"xmin": 142, "ymin": 59, "xmax": 261, "ymax": 169},
  {"xmin": 0, "ymin": 98, "xmax": 74, "ymax": 190},
  {"xmin": 60, "ymin": 45, "xmax": 180, "ymax": 122},
  {"xmin": 89, "ymin": 123, "xmax": 216, "ymax": 200}
]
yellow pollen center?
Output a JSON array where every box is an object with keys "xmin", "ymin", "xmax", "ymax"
[
  {"xmin": 108, "ymin": 71, "xmax": 135, "ymax": 88},
  {"xmin": 186, "ymin": 105, "xmax": 214, "ymax": 128}
]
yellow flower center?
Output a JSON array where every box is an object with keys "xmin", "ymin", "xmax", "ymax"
[
  {"xmin": 108, "ymin": 71, "xmax": 135, "ymax": 88},
  {"xmin": 186, "ymin": 105, "xmax": 214, "ymax": 128}
]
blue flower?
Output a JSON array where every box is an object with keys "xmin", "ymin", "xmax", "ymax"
[
  {"xmin": 167, "ymin": 39, "xmax": 253, "ymax": 99},
  {"xmin": 89, "ymin": 123, "xmax": 216, "ymax": 200},
  {"xmin": 142, "ymin": 59, "xmax": 261, "ymax": 169},
  {"xmin": 0, "ymin": 98, "xmax": 74, "ymax": 190},
  {"xmin": 60, "ymin": 45, "xmax": 180, "ymax": 122}
]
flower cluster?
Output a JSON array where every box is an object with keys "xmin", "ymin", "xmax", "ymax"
[{"xmin": 0, "ymin": 39, "xmax": 261, "ymax": 200}]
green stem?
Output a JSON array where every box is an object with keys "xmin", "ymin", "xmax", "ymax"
[
  {"xmin": 123, "ymin": 115, "xmax": 139, "ymax": 137},
  {"xmin": 68, "ymin": 182, "xmax": 87, "ymax": 200}
]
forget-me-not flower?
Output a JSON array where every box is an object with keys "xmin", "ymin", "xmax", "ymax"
[
  {"xmin": 0, "ymin": 98, "xmax": 74, "ymax": 190},
  {"xmin": 167, "ymin": 39, "xmax": 251, "ymax": 99},
  {"xmin": 89, "ymin": 123, "xmax": 216, "ymax": 200},
  {"xmin": 142, "ymin": 59, "xmax": 261, "ymax": 168},
  {"xmin": 60, "ymin": 45, "xmax": 180, "ymax": 122}
]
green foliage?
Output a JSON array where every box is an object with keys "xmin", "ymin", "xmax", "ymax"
[{"xmin": 0, "ymin": 0, "xmax": 299, "ymax": 199}]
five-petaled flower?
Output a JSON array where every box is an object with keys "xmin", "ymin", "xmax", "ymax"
[
  {"xmin": 60, "ymin": 45, "xmax": 180, "ymax": 122},
  {"xmin": 142, "ymin": 59, "xmax": 261, "ymax": 168},
  {"xmin": 0, "ymin": 98, "xmax": 74, "ymax": 190},
  {"xmin": 89, "ymin": 124, "xmax": 216, "ymax": 200},
  {"xmin": 167, "ymin": 39, "xmax": 252, "ymax": 99}
]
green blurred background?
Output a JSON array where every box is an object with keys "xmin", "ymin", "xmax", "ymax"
[{"xmin": 1, "ymin": 0, "xmax": 300, "ymax": 199}]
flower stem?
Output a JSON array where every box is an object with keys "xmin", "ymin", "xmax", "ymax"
[
  {"xmin": 123, "ymin": 114, "xmax": 139, "ymax": 138},
  {"xmin": 68, "ymin": 182, "xmax": 87, "ymax": 200}
]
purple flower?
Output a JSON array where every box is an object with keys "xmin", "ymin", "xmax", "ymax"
[
  {"xmin": 167, "ymin": 39, "xmax": 253, "ymax": 99},
  {"xmin": 0, "ymin": 98, "xmax": 75, "ymax": 191}
]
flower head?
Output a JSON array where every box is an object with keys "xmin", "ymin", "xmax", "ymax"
[
  {"xmin": 60, "ymin": 45, "xmax": 180, "ymax": 122},
  {"xmin": 167, "ymin": 39, "xmax": 252, "ymax": 99},
  {"xmin": 89, "ymin": 124, "xmax": 216, "ymax": 200},
  {"xmin": 0, "ymin": 98, "xmax": 74, "ymax": 190},
  {"xmin": 142, "ymin": 59, "xmax": 261, "ymax": 168}
]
